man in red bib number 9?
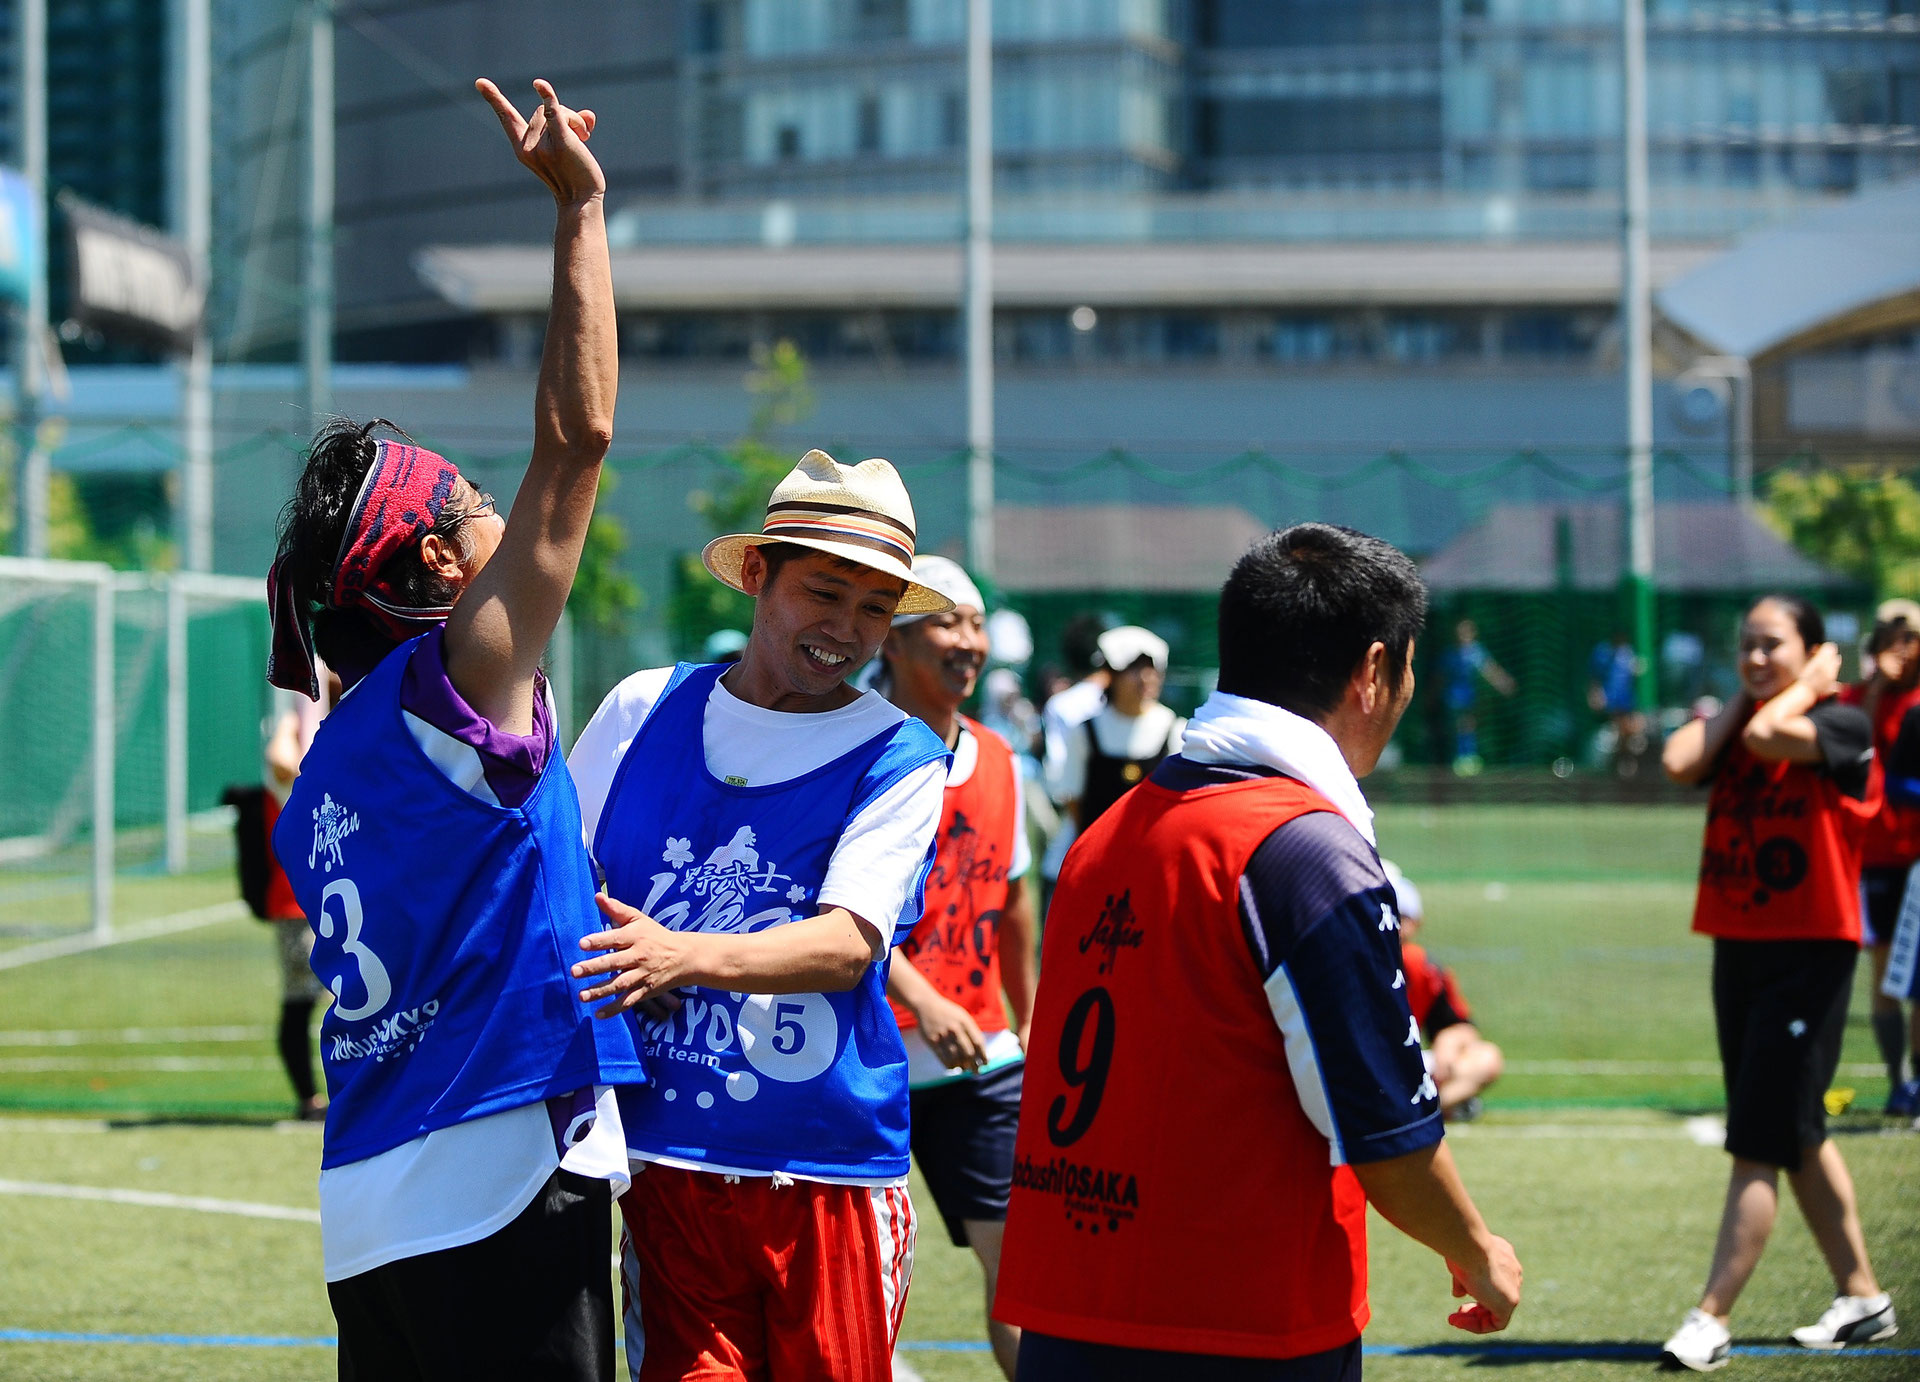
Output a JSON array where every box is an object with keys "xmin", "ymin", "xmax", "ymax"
[{"xmin": 994, "ymin": 523, "xmax": 1521, "ymax": 1382}]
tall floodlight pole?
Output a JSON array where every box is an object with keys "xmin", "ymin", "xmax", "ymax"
[
  {"xmin": 304, "ymin": 0, "xmax": 335, "ymax": 425},
  {"xmin": 14, "ymin": 0, "xmax": 47, "ymax": 557},
  {"xmin": 963, "ymin": 0, "xmax": 994, "ymax": 578},
  {"xmin": 176, "ymin": 0, "xmax": 212, "ymax": 572},
  {"xmin": 1621, "ymin": 0, "xmax": 1656, "ymax": 713}
]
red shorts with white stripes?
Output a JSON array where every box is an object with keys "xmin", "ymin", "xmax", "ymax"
[{"xmin": 617, "ymin": 1163, "xmax": 914, "ymax": 1382}]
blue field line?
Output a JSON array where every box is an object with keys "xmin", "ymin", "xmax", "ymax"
[{"xmin": 3, "ymin": 1328, "xmax": 1918, "ymax": 1359}]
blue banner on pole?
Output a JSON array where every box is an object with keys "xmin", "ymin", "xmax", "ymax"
[{"xmin": 0, "ymin": 167, "xmax": 41, "ymax": 306}]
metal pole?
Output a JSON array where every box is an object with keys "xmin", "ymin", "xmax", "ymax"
[
  {"xmin": 304, "ymin": 0, "xmax": 335, "ymax": 426},
  {"xmin": 15, "ymin": 0, "xmax": 47, "ymax": 558},
  {"xmin": 962, "ymin": 0, "xmax": 994, "ymax": 579},
  {"xmin": 176, "ymin": 0, "xmax": 214, "ymax": 571},
  {"xmin": 1621, "ymin": 0, "xmax": 1656, "ymax": 713},
  {"xmin": 1731, "ymin": 360, "xmax": 1753, "ymax": 510},
  {"xmin": 92, "ymin": 572, "xmax": 115, "ymax": 940},
  {"xmin": 550, "ymin": 606, "xmax": 575, "ymax": 749},
  {"xmin": 164, "ymin": 577, "xmax": 188, "ymax": 873}
]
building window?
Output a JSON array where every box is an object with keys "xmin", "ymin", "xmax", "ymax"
[
  {"xmin": 1265, "ymin": 318, "xmax": 1335, "ymax": 363},
  {"xmin": 776, "ymin": 123, "xmax": 801, "ymax": 160},
  {"xmin": 942, "ymin": 91, "xmax": 964, "ymax": 149},
  {"xmin": 854, "ymin": 0, "xmax": 908, "ymax": 43},
  {"xmin": 857, "ymin": 95, "xmax": 883, "ymax": 154}
]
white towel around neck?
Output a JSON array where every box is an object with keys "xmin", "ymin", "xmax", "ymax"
[{"xmin": 1177, "ymin": 691, "xmax": 1376, "ymax": 845}]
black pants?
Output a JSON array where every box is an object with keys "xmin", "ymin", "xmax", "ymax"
[
  {"xmin": 1016, "ymin": 1332, "xmax": 1362, "ymax": 1382},
  {"xmin": 1712, "ymin": 938, "xmax": 1855, "ymax": 1172},
  {"xmin": 328, "ymin": 1169, "xmax": 613, "ymax": 1382}
]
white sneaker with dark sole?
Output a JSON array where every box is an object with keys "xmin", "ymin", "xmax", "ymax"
[
  {"xmin": 1792, "ymin": 1294, "xmax": 1897, "ymax": 1350},
  {"xmin": 1662, "ymin": 1309, "xmax": 1732, "ymax": 1372}
]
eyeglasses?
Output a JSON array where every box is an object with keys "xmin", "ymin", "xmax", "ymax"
[{"xmin": 444, "ymin": 490, "xmax": 496, "ymax": 526}]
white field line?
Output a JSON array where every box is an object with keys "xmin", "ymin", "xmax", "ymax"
[
  {"xmin": 0, "ymin": 901, "xmax": 246, "ymax": 971},
  {"xmin": 0, "ymin": 1056, "xmax": 274, "ymax": 1073},
  {"xmin": 0, "ymin": 1178, "xmax": 318, "ymax": 1223},
  {"xmin": 0, "ymin": 1025, "xmax": 266, "ymax": 1047}
]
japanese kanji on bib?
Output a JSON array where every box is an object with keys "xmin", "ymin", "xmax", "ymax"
[
  {"xmin": 996, "ymin": 772, "xmax": 1371, "ymax": 1360},
  {"xmin": 1694, "ymin": 709, "xmax": 1872, "ymax": 943},
  {"xmin": 891, "ymin": 717, "xmax": 1018, "ymax": 1041},
  {"xmin": 275, "ymin": 637, "xmax": 647, "ymax": 1170},
  {"xmin": 594, "ymin": 662, "xmax": 950, "ymax": 1181}
]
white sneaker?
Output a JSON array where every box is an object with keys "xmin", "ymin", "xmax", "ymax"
[
  {"xmin": 1662, "ymin": 1309, "xmax": 1732, "ymax": 1372},
  {"xmin": 1792, "ymin": 1294, "xmax": 1897, "ymax": 1349}
]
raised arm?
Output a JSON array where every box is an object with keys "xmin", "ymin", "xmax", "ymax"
[
  {"xmin": 1739, "ymin": 641, "xmax": 1840, "ymax": 764},
  {"xmin": 1663, "ymin": 691, "xmax": 1751, "ymax": 785},
  {"xmin": 443, "ymin": 78, "xmax": 618, "ymax": 733}
]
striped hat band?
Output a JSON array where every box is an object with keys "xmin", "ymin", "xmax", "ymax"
[{"xmin": 761, "ymin": 502, "xmax": 916, "ymax": 566}]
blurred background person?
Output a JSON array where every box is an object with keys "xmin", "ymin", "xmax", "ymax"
[
  {"xmin": 1838, "ymin": 598, "xmax": 1920, "ymax": 1116},
  {"xmin": 1038, "ymin": 613, "xmax": 1110, "ymax": 911},
  {"xmin": 1590, "ymin": 630, "xmax": 1649, "ymax": 775},
  {"xmin": 1441, "ymin": 618, "xmax": 1515, "ymax": 776},
  {"xmin": 1383, "ymin": 861, "xmax": 1503, "ymax": 1121},
  {"xmin": 1059, "ymin": 625, "xmax": 1184, "ymax": 834},
  {"xmin": 1659, "ymin": 595, "xmax": 1891, "ymax": 1370}
]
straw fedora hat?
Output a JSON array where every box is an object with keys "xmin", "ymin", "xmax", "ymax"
[{"xmin": 701, "ymin": 449, "xmax": 955, "ymax": 616}]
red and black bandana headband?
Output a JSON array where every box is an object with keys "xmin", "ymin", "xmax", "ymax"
[{"xmin": 267, "ymin": 438, "xmax": 463, "ymax": 698}]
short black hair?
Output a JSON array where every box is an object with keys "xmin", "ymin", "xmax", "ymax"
[
  {"xmin": 1217, "ymin": 522, "xmax": 1427, "ymax": 718},
  {"xmin": 273, "ymin": 417, "xmax": 475, "ymax": 673},
  {"xmin": 752, "ymin": 541, "xmax": 905, "ymax": 598},
  {"xmin": 1749, "ymin": 592, "xmax": 1824, "ymax": 649},
  {"xmin": 1059, "ymin": 613, "xmax": 1107, "ymax": 677}
]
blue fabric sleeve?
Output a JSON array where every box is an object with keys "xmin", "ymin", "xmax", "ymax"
[{"xmin": 1239, "ymin": 811, "xmax": 1444, "ymax": 1165}]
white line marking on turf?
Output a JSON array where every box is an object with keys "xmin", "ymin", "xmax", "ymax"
[
  {"xmin": 1684, "ymin": 1116, "xmax": 1728, "ymax": 1146},
  {"xmin": 0, "ymin": 1025, "xmax": 265, "ymax": 1047},
  {"xmin": 0, "ymin": 1056, "xmax": 274, "ymax": 1073},
  {"xmin": 0, "ymin": 1178, "xmax": 319, "ymax": 1223},
  {"xmin": 0, "ymin": 901, "xmax": 247, "ymax": 972}
]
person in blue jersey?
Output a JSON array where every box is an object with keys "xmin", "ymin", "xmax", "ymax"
[
  {"xmin": 264, "ymin": 76, "xmax": 645, "ymax": 1382},
  {"xmin": 566, "ymin": 450, "xmax": 954, "ymax": 1382}
]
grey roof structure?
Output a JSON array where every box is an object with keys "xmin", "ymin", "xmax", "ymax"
[
  {"xmin": 993, "ymin": 504, "xmax": 1270, "ymax": 593},
  {"xmin": 1656, "ymin": 177, "xmax": 1920, "ymax": 361},
  {"xmin": 1420, "ymin": 501, "xmax": 1853, "ymax": 594}
]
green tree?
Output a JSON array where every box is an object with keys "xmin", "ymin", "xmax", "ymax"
[
  {"xmin": 1763, "ymin": 465, "xmax": 1920, "ymax": 600},
  {"xmin": 668, "ymin": 341, "xmax": 815, "ymax": 654},
  {"xmin": 564, "ymin": 466, "xmax": 642, "ymax": 726}
]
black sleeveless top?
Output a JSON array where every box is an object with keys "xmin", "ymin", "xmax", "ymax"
[{"xmin": 1076, "ymin": 714, "xmax": 1179, "ymax": 831}]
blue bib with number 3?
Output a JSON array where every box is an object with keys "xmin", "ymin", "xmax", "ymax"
[
  {"xmin": 594, "ymin": 662, "xmax": 947, "ymax": 1181},
  {"xmin": 276, "ymin": 636, "xmax": 648, "ymax": 1170}
]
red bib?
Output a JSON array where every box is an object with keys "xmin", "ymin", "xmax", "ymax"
[
  {"xmin": 892, "ymin": 719, "xmax": 1018, "ymax": 1035},
  {"xmin": 1401, "ymin": 942, "xmax": 1468, "ymax": 1031},
  {"xmin": 996, "ymin": 772, "xmax": 1371, "ymax": 1360},
  {"xmin": 1692, "ymin": 713, "xmax": 1870, "ymax": 943}
]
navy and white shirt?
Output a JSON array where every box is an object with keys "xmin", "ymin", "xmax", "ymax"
[{"xmin": 1160, "ymin": 756, "xmax": 1443, "ymax": 1166}]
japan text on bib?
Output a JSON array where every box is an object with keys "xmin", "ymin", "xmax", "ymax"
[
  {"xmin": 594, "ymin": 662, "xmax": 948, "ymax": 1180},
  {"xmin": 276, "ymin": 637, "xmax": 647, "ymax": 1169}
]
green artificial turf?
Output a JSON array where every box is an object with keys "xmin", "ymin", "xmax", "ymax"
[{"xmin": 0, "ymin": 1110, "xmax": 1912, "ymax": 1381}]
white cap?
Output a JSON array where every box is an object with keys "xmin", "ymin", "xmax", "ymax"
[
  {"xmin": 988, "ymin": 608, "xmax": 1033, "ymax": 665},
  {"xmin": 1096, "ymin": 625, "xmax": 1169, "ymax": 673},
  {"xmin": 1381, "ymin": 859, "xmax": 1423, "ymax": 922},
  {"xmin": 892, "ymin": 555, "xmax": 984, "ymax": 626}
]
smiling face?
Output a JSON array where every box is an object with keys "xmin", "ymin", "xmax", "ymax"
[
  {"xmin": 738, "ymin": 545, "xmax": 907, "ymax": 705},
  {"xmin": 886, "ymin": 604, "xmax": 989, "ymax": 713},
  {"xmin": 1738, "ymin": 599, "xmax": 1810, "ymax": 703}
]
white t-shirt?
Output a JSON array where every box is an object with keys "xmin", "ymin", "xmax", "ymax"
[
  {"xmin": 1058, "ymin": 702, "xmax": 1187, "ymax": 806},
  {"xmin": 569, "ymin": 666, "xmax": 948, "ymax": 942},
  {"xmin": 318, "ymin": 681, "xmax": 628, "ymax": 1283}
]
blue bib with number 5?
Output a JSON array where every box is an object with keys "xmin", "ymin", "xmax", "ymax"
[
  {"xmin": 594, "ymin": 662, "xmax": 947, "ymax": 1181},
  {"xmin": 276, "ymin": 636, "xmax": 648, "ymax": 1170}
]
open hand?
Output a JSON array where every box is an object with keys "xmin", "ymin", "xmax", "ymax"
[
  {"xmin": 572, "ymin": 893, "xmax": 694, "ymax": 1017},
  {"xmin": 1797, "ymin": 641, "xmax": 1842, "ymax": 699},
  {"xmin": 476, "ymin": 77, "xmax": 604, "ymax": 206},
  {"xmin": 1446, "ymin": 1235, "xmax": 1521, "ymax": 1334},
  {"xmin": 916, "ymin": 992, "xmax": 990, "ymax": 1073}
]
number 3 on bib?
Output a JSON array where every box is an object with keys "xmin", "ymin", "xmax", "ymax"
[
  {"xmin": 1047, "ymin": 985, "xmax": 1116, "ymax": 1147},
  {"xmin": 318, "ymin": 877, "xmax": 393, "ymax": 1022}
]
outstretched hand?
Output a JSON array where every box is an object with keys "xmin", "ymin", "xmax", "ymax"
[
  {"xmin": 476, "ymin": 77, "xmax": 604, "ymax": 206},
  {"xmin": 572, "ymin": 893, "xmax": 696, "ymax": 1018}
]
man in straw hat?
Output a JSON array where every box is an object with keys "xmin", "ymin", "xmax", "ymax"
[{"xmin": 566, "ymin": 449, "xmax": 956, "ymax": 1382}]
